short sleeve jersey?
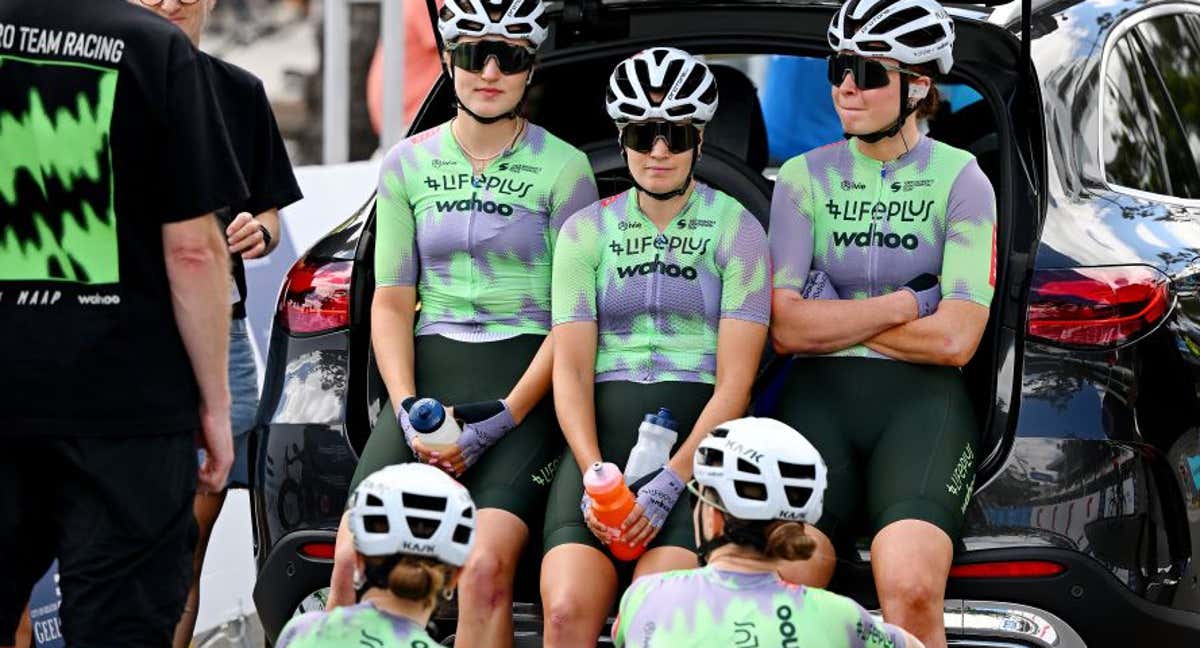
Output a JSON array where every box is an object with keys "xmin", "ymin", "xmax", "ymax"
[
  {"xmin": 0, "ymin": 0, "xmax": 247, "ymax": 435},
  {"xmin": 769, "ymin": 136, "xmax": 996, "ymax": 359},
  {"xmin": 276, "ymin": 603, "xmax": 438, "ymax": 648},
  {"xmin": 552, "ymin": 184, "xmax": 770, "ymax": 384},
  {"xmin": 205, "ymin": 54, "xmax": 302, "ymax": 320},
  {"xmin": 373, "ymin": 122, "xmax": 598, "ymax": 342},
  {"xmin": 614, "ymin": 568, "xmax": 910, "ymax": 648}
]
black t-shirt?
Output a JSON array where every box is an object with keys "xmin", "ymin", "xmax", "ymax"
[
  {"xmin": 0, "ymin": 0, "xmax": 248, "ymax": 436},
  {"xmin": 205, "ymin": 54, "xmax": 302, "ymax": 319}
]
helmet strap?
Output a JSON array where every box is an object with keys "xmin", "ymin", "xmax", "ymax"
[
  {"xmin": 449, "ymin": 64, "xmax": 525, "ymax": 124},
  {"xmin": 843, "ymin": 74, "xmax": 918, "ymax": 144},
  {"xmin": 623, "ymin": 144, "xmax": 699, "ymax": 202}
]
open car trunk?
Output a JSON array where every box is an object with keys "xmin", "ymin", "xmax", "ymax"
[{"xmin": 348, "ymin": 0, "xmax": 1047, "ymax": 621}]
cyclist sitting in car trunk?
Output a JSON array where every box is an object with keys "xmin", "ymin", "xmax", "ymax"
[
  {"xmin": 326, "ymin": 1, "xmax": 598, "ymax": 646},
  {"xmin": 278, "ymin": 464, "xmax": 475, "ymax": 647},
  {"xmin": 766, "ymin": 1, "xmax": 997, "ymax": 647},
  {"xmin": 541, "ymin": 47, "xmax": 771, "ymax": 647}
]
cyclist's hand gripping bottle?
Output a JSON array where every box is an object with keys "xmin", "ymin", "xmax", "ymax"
[
  {"xmin": 624, "ymin": 408, "xmax": 678, "ymax": 485},
  {"xmin": 408, "ymin": 398, "xmax": 462, "ymax": 453},
  {"xmin": 583, "ymin": 462, "xmax": 644, "ymax": 561}
]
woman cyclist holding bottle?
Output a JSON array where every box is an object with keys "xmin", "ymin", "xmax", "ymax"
[
  {"xmin": 326, "ymin": 2, "xmax": 598, "ymax": 646},
  {"xmin": 613, "ymin": 417, "xmax": 922, "ymax": 648},
  {"xmin": 541, "ymin": 47, "xmax": 772, "ymax": 647},
  {"xmin": 767, "ymin": 1, "xmax": 997, "ymax": 646},
  {"xmin": 278, "ymin": 464, "xmax": 474, "ymax": 647}
]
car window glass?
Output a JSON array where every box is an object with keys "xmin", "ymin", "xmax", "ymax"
[
  {"xmin": 1104, "ymin": 35, "xmax": 1169, "ymax": 195},
  {"xmin": 1134, "ymin": 15, "xmax": 1200, "ymax": 199}
]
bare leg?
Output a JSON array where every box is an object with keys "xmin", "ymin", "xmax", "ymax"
[
  {"xmin": 540, "ymin": 544, "xmax": 618, "ymax": 648},
  {"xmin": 631, "ymin": 546, "xmax": 696, "ymax": 580},
  {"xmin": 872, "ymin": 520, "xmax": 953, "ymax": 648},
  {"xmin": 172, "ymin": 490, "xmax": 228, "ymax": 648},
  {"xmin": 453, "ymin": 509, "xmax": 527, "ymax": 648},
  {"xmin": 775, "ymin": 525, "xmax": 838, "ymax": 586},
  {"xmin": 327, "ymin": 512, "xmax": 357, "ymax": 609}
]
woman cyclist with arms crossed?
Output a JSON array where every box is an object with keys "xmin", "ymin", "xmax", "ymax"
[
  {"xmin": 768, "ymin": 1, "xmax": 996, "ymax": 646},
  {"xmin": 327, "ymin": 2, "xmax": 598, "ymax": 646},
  {"xmin": 278, "ymin": 464, "xmax": 474, "ymax": 647},
  {"xmin": 542, "ymin": 47, "xmax": 771, "ymax": 647},
  {"xmin": 613, "ymin": 417, "xmax": 922, "ymax": 648}
]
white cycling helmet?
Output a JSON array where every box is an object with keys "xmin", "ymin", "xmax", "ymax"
[
  {"xmin": 828, "ymin": 0, "xmax": 956, "ymax": 75},
  {"xmin": 606, "ymin": 47, "xmax": 719, "ymax": 125},
  {"xmin": 348, "ymin": 464, "xmax": 476, "ymax": 567},
  {"xmin": 692, "ymin": 417, "xmax": 827, "ymax": 525},
  {"xmin": 438, "ymin": 0, "xmax": 549, "ymax": 48}
]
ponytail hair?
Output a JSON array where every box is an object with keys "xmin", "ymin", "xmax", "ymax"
[
  {"xmin": 764, "ymin": 521, "xmax": 817, "ymax": 561},
  {"xmin": 361, "ymin": 555, "xmax": 457, "ymax": 610}
]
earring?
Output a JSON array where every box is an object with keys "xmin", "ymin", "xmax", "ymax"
[
  {"xmin": 352, "ymin": 568, "xmax": 365, "ymax": 590},
  {"xmin": 442, "ymin": 587, "xmax": 455, "ymax": 601}
]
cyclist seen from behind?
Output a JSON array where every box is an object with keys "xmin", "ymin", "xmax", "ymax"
[
  {"xmin": 278, "ymin": 464, "xmax": 475, "ymax": 648},
  {"xmin": 328, "ymin": 2, "xmax": 598, "ymax": 647},
  {"xmin": 613, "ymin": 417, "xmax": 922, "ymax": 648},
  {"xmin": 767, "ymin": 0, "xmax": 997, "ymax": 646},
  {"xmin": 542, "ymin": 48, "xmax": 771, "ymax": 647}
]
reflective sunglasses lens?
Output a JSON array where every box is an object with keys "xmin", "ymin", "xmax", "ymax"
[
  {"xmin": 827, "ymin": 54, "xmax": 892, "ymax": 89},
  {"xmin": 451, "ymin": 42, "xmax": 533, "ymax": 74},
  {"xmin": 621, "ymin": 123, "xmax": 699, "ymax": 154}
]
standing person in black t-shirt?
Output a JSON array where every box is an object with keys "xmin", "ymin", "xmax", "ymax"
[
  {"xmin": 127, "ymin": 2, "xmax": 303, "ymax": 646},
  {"xmin": 0, "ymin": 1, "xmax": 247, "ymax": 646}
]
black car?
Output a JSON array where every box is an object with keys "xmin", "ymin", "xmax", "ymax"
[{"xmin": 249, "ymin": 0, "xmax": 1200, "ymax": 645}]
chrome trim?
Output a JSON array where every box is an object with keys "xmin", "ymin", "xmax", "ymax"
[
  {"xmin": 947, "ymin": 599, "xmax": 1086, "ymax": 648},
  {"xmin": 1097, "ymin": 2, "xmax": 1200, "ymax": 208}
]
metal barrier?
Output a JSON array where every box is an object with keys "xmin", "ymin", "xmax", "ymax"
[{"xmin": 323, "ymin": 0, "xmax": 405, "ymax": 164}]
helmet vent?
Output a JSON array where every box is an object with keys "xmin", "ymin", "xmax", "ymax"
[
  {"xmin": 897, "ymin": 25, "xmax": 947, "ymax": 48},
  {"xmin": 859, "ymin": 40, "xmax": 890, "ymax": 52},
  {"xmin": 615, "ymin": 75, "xmax": 637, "ymax": 101},
  {"xmin": 677, "ymin": 65, "xmax": 707, "ymax": 98},
  {"xmin": 785, "ymin": 486, "xmax": 814, "ymax": 508},
  {"xmin": 734, "ymin": 480, "xmax": 768, "ymax": 501},
  {"xmin": 366, "ymin": 494, "xmax": 384, "ymax": 507},
  {"xmin": 508, "ymin": 23, "xmax": 532, "ymax": 35},
  {"xmin": 452, "ymin": 0, "xmax": 473, "ymax": 12},
  {"xmin": 779, "ymin": 461, "xmax": 816, "ymax": 480},
  {"xmin": 402, "ymin": 493, "xmax": 449, "ymax": 512},
  {"xmin": 453, "ymin": 524, "xmax": 473, "ymax": 544},
  {"xmin": 875, "ymin": 7, "xmax": 932, "ymax": 36},
  {"xmin": 513, "ymin": 0, "xmax": 537, "ymax": 18},
  {"xmin": 364, "ymin": 515, "xmax": 389, "ymax": 533},
  {"xmin": 698, "ymin": 447, "xmax": 725, "ymax": 467},
  {"xmin": 665, "ymin": 105, "xmax": 694, "ymax": 118},
  {"xmin": 662, "ymin": 60, "xmax": 686, "ymax": 93},
  {"xmin": 619, "ymin": 103, "xmax": 646, "ymax": 118},
  {"xmin": 711, "ymin": 427, "xmax": 730, "ymax": 438},
  {"xmin": 406, "ymin": 516, "xmax": 440, "ymax": 540},
  {"xmin": 652, "ymin": 48, "xmax": 670, "ymax": 64},
  {"xmin": 737, "ymin": 458, "xmax": 761, "ymax": 475},
  {"xmin": 459, "ymin": 19, "xmax": 486, "ymax": 32},
  {"xmin": 462, "ymin": 507, "xmax": 474, "ymax": 519}
]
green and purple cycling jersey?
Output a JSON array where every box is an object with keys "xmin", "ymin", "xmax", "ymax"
[
  {"xmin": 614, "ymin": 568, "xmax": 910, "ymax": 648},
  {"xmin": 375, "ymin": 122, "xmax": 598, "ymax": 341},
  {"xmin": 551, "ymin": 183, "xmax": 770, "ymax": 384},
  {"xmin": 276, "ymin": 602, "xmax": 437, "ymax": 648},
  {"xmin": 769, "ymin": 136, "xmax": 996, "ymax": 359}
]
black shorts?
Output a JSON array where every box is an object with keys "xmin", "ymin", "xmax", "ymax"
[
  {"xmin": 772, "ymin": 357, "xmax": 978, "ymax": 546},
  {"xmin": 0, "ymin": 433, "xmax": 198, "ymax": 648},
  {"xmin": 350, "ymin": 334, "xmax": 563, "ymax": 526},
  {"xmin": 543, "ymin": 380, "xmax": 714, "ymax": 558}
]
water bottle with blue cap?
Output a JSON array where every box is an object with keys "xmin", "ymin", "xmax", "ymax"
[
  {"xmin": 408, "ymin": 397, "xmax": 462, "ymax": 452},
  {"xmin": 624, "ymin": 407, "xmax": 678, "ymax": 485}
]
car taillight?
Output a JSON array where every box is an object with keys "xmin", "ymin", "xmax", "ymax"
[
  {"xmin": 1026, "ymin": 265, "xmax": 1171, "ymax": 348},
  {"xmin": 950, "ymin": 560, "xmax": 1066, "ymax": 579},
  {"xmin": 278, "ymin": 258, "xmax": 352, "ymax": 334},
  {"xmin": 297, "ymin": 542, "xmax": 336, "ymax": 560}
]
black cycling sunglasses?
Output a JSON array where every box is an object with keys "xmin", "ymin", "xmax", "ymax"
[
  {"xmin": 826, "ymin": 53, "xmax": 918, "ymax": 90},
  {"xmin": 620, "ymin": 121, "xmax": 701, "ymax": 154},
  {"xmin": 447, "ymin": 40, "xmax": 536, "ymax": 75}
]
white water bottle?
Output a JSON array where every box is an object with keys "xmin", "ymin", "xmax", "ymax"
[
  {"xmin": 409, "ymin": 398, "xmax": 462, "ymax": 452},
  {"xmin": 624, "ymin": 408, "xmax": 679, "ymax": 485}
]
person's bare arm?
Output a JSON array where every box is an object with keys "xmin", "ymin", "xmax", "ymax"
[
  {"xmin": 669, "ymin": 319, "xmax": 767, "ymax": 481},
  {"xmin": 371, "ymin": 286, "xmax": 418, "ymax": 408},
  {"xmin": 505, "ymin": 331, "xmax": 554, "ymax": 423},
  {"xmin": 862, "ymin": 300, "xmax": 990, "ymax": 366},
  {"xmin": 553, "ymin": 322, "xmax": 601, "ymax": 475},
  {"xmin": 164, "ymin": 214, "xmax": 232, "ymax": 492},
  {"xmin": 770, "ymin": 288, "xmax": 916, "ymax": 355}
]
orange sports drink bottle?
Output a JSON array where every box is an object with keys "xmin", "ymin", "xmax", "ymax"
[{"xmin": 583, "ymin": 462, "xmax": 644, "ymax": 561}]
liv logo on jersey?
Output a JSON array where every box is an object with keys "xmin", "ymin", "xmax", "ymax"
[
  {"xmin": 832, "ymin": 223, "xmax": 920, "ymax": 251},
  {"xmin": 434, "ymin": 193, "xmax": 515, "ymax": 216},
  {"xmin": 616, "ymin": 254, "xmax": 698, "ymax": 281}
]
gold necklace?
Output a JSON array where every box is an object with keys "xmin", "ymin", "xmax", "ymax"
[{"xmin": 452, "ymin": 118, "xmax": 524, "ymax": 171}]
